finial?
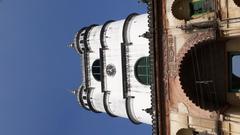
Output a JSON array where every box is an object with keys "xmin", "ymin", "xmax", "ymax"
[
  {"xmin": 68, "ymin": 43, "xmax": 74, "ymax": 48},
  {"xmin": 139, "ymin": 32, "xmax": 151, "ymax": 39},
  {"xmin": 68, "ymin": 89, "xmax": 78, "ymax": 95}
]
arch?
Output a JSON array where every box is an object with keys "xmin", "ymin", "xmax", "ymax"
[
  {"xmin": 176, "ymin": 31, "xmax": 216, "ymax": 69},
  {"xmin": 83, "ymin": 24, "xmax": 98, "ymax": 51},
  {"xmin": 122, "ymin": 13, "xmax": 139, "ymax": 43},
  {"xmin": 86, "ymin": 88, "xmax": 101, "ymax": 113},
  {"xmin": 74, "ymin": 27, "xmax": 86, "ymax": 54},
  {"xmin": 126, "ymin": 97, "xmax": 142, "ymax": 124},
  {"xmin": 177, "ymin": 31, "xmax": 227, "ymax": 111},
  {"xmin": 134, "ymin": 57, "xmax": 151, "ymax": 85},
  {"xmin": 103, "ymin": 92, "xmax": 117, "ymax": 117},
  {"xmin": 78, "ymin": 85, "xmax": 90, "ymax": 111},
  {"xmin": 100, "ymin": 20, "xmax": 115, "ymax": 48}
]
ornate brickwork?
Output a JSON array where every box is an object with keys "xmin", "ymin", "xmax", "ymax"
[
  {"xmin": 168, "ymin": 35, "xmax": 177, "ymax": 77},
  {"xmin": 176, "ymin": 30, "xmax": 216, "ymax": 74}
]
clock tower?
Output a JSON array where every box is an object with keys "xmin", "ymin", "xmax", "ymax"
[{"xmin": 70, "ymin": 13, "xmax": 152, "ymax": 125}]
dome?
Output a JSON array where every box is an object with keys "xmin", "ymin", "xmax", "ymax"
[{"xmin": 171, "ymin": 0, "xmax": 192, "ymax": 20}]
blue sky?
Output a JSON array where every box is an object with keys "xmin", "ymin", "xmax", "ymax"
[{"xmin": 0, "ymin": 0, "xmax": 151, "ymax": 135}]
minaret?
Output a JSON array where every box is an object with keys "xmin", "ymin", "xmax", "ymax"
[{"xmin": 70, "ymin": 13, "xmax": 152, "ymax": 125}]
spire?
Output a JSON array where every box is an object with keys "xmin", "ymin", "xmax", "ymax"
[
  {"xmin": 68, "ymin": 43, "xmax": 74, "ymax": 48},
  {"xmin": 68, "ymin": 89, "xmax": 78, "ymax": 96}
]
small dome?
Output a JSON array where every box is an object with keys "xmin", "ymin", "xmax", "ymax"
[
  {"xmin": 171, "ymin": 0, "xmax": 192, "ymax": 20},
  {"xmin": 176, "ymin": 128, "xmax": 194, "ymax": 135}
]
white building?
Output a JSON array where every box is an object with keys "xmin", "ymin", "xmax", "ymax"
[{"xmin": 70, "ymin": 13, "xmax": 152, "ymax": 125}]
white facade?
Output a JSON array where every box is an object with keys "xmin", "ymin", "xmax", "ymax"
[{"xmin": 71, "ymin": 13, "xmax": 152, "ymax": 125}]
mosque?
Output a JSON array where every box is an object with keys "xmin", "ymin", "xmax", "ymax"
[{"xmin": 70, "ymin": 0, "xmax": 240, "ymax": 134}]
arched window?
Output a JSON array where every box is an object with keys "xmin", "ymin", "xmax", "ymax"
[
  {"xmin": 134, "ymin": 57, "xmax": 151, "ymax": 85},
  {"xmin": 92, "ymin": 59, "xmax": 101, "ymax": 81}
]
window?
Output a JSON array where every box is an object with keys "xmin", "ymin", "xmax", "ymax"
[
  {"xmin": 190, "ymin": 0, "xmax": 212, "ymax": 16},
  {"xmin": 229, "ymin": 53, "xmax": 240, "ymax": 92},
  {"xmin": 134, "ymin": 57, "xmax": 151, "ymax": 85},
  {"xmin": 92, "ymin": 59, "xmax": 101, "ymax": 81}
]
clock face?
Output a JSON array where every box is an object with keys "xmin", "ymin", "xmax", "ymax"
[{"xmin": 106, "ymin": 64, "xmax": 116, "ymax": 77}]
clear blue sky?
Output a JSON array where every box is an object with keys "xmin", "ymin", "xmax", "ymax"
[{"xmin": 0, "ymin": 0, "xmax": 151, "ymax": 135}]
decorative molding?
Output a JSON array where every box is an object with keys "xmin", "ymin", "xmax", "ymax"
[
  {"xmin": 74, "ymin": 27, "xmax": 86, "ymax": 54},
  {"xmin": 125, "ymin": 97, "xmax": 142, "ymax": 124},
  {"xmin": 100, "ymin": 20, "xmax": 115, "ymax": 49},
  {"xmin": 86, "ymin": 87, "xmax": 101, "ymax": 113},
  {"xmin": 84, "ymin": 24, "xmax": 98, "ymax": 52},
  {"xmin": 106, "ymin": 64, "xmax": 116, "ymax": 77},
  {"xmin": 176, "ymin": 30, "xmax": 216, "ymax": 74},
  {"xmin": 168, "ymin": 35, "xmax": 177, "ymax": 77},
  {"xmin": 78, "ymin": 85, "xmax": 90, "ymax": 111},
  {"xmin": 103, "ymin": 92, "xmax": 117, "ymax": 117}
]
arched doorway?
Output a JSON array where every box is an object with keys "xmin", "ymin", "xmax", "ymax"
[{"xmin": 179, "ymin": 40, "xmax": 226, "ymax": 111}]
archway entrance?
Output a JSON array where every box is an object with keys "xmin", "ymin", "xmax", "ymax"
[{"xmin": 179, "ymin": 40, "xmax": 226, "ymax": 111}]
